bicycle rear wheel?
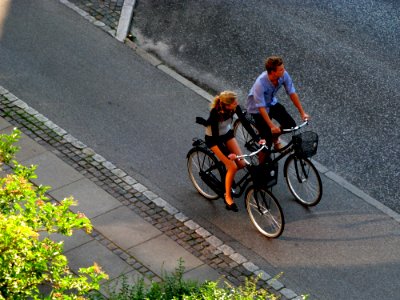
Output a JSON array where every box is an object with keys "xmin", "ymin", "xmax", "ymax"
[
  {"xmin": 233, "ymin": 118, "xmax": 259, "ymax": 152},
  {"xmin": 187, "ymin": 147, "xmax": 224, "ymax": 200},
  {"xmin": 284, "ymin": 155, "xmax": 322, "ymax": 206},
  {"xmin": 245, "ymin": 187, "xmax": 284, "ymax": 238}
]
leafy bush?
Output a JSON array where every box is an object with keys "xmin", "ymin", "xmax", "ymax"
[
  {"xmin": 92, "ymin": 258, "xmax": 279, "ymax": 300},
  {"xmin": 0, "ymin": 128, "xmax": 108, "ymax": 299}
]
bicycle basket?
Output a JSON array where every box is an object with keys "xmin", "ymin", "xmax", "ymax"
[
  {"xmin": 248, "ymin": 163, "xmax": 278, "ymax": 189},
  {"xmin": 292, "ymin": 131, "xmax": 318, "ymax": 158}
]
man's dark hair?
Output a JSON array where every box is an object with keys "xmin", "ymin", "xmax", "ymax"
[{"xmin": 265, "ymin": 56, "xmax": 284, "ymax": 73}]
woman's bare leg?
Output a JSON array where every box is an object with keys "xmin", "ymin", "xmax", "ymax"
[
  {"xmin": 210, "ymin": 145, "xmax": 238, "ymax": 205},
  {"xmin": 225, "ymin": 138, "xmax": 247, "ymax": 169}
]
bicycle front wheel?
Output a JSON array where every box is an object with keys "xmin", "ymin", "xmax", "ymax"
[
  {"xmin": 187, "ymin": 147, "xmax": 224, "ymax": 200},
  {"xmin": 245, "ymin": 188, "xmax": 284, "ymax": 238},
  {"xmin": 284, "ymin": 155, "xmax": 322, "ymax": 206}
]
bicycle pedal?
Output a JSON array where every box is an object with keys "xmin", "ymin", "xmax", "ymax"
[{"xmin": 231, "ymin": 188, "xmax": 239, "ymax": 197}]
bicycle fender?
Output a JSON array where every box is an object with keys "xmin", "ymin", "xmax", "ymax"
[
  {"xmin": 186, "ymin": 143, "xmax": 214, "ymax": 159},
  {"xmin": 192, "ymin": 138, "xmax": 205, "ymax": 147}
]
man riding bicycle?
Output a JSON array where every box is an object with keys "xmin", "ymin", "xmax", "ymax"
[{"xmin": 246, "ymin": 56, "xmax": 310, "ymax": 155}]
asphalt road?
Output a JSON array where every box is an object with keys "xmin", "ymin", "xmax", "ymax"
[
  {"xmin": 131, "ymin": 0, "xmax": 400, "ymax": 212},
  {"xmin": 1, "ymin": 1, "xmax": 400, "ymax": 299}
]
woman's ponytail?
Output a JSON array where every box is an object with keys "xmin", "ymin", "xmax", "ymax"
[
  {"xmin": 210, "ymin": 95, "xmax": 221, "ymax": 109},
  {"xmin": 210, "ymin": 91, "xmax": 237, "ymax": 110}
]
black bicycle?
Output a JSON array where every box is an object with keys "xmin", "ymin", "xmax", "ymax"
[
  {"xmin": 234, "ymin": 117, "xmax": 322, "ymax": 206},
  {"xmin": 187, "ymin": 136, "xmax": 284, "ymax": 238}
]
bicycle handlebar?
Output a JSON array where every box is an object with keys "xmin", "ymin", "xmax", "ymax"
[
  {"xmin": 235, "ymin": 143, "xmax": 268, "ymax": 160},
  {"xmin": 281, "ymin": 119, "xmax": 309, "ymax": 133}
]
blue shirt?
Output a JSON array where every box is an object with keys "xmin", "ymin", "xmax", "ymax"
[{"xmin": 246, "ymin": 71, "xmax": 296, "ymax": 114}]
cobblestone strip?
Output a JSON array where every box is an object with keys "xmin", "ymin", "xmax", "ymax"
[
  {"xmin": 59, "ymin": 0, "xmax": 121, "ymax": 37},
  {"xmin": 0, "ymin": 86, "xmax": 301, "ymax": 299}
]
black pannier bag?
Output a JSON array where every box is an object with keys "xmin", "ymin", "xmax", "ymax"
[{"xmin": 248, "ymin": 162, "xmax": 278, "ymax": 189}]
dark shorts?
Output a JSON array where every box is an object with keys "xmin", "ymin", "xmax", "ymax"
[
  {"xmin": 205, "ymin": 129, "xmax": 235, "ymax": 148},
  {"xmin": 252, "ymin": 103, "xmax": 296, "ymax": 146}
]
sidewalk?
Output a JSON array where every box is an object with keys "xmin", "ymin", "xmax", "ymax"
[{"xmin": 0, "ymin": 91, "xmax": 298, "ymax": 299}]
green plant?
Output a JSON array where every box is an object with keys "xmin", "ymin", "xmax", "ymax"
[
  {"xmin": 158, "ymin": 258, "xmax": 200, "ymax": 299},
  {"xmin": 97, "ymin": 258, "xmax": 200, "ymax": 300},
  {"xmin": 0, "ymin": 128, "xmax": 108, "ymax": 299},
  {"xmin": 0, "ymin": 127, "xmax": 20, "ymax": 165},
  {"xmin": 184, "ymin": 276, "xmax": 276, "ymax": 300},
  {"xmin": 94, "ymin": 258, "xmax": 281, "ymax": 300}
]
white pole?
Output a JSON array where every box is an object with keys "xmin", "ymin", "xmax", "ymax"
[{"xmin": 116, "ymin": 0, "xmax": 136, "ymax": 42}]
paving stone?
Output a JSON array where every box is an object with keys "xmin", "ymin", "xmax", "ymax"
[
  {"xmin": 243, "ymin": 261, "xmax": 259, "ymax": 273},
  {"xmin": 206, "ymin": 235, "xmax": 223, "ymax": 248},
  {"xmin": 92, "ymin": 206, "xmax": 161, "ymax": 249},
  {"xmin": 48, "ymin": 229, "xmax": 93, "ymax": 252},
  {"xmin": 0, "ymin": 118, "xmax": 11, "ymax": 130},
  {"xmin": 183, "ymin": 264, "xmax": 222, "ymax": 284},
  {"xmin": 230, "ymin": 252, "xmax": 247, "ymax": 265},
  {"xmin": 111, "ymin": 168, "xmax": 127, "ymax": 177},
  {"xmin": 218, "ymin": 244, "xmax": 235, "ymax": 256},
  {"xmin": 254, "ymin": 269, "xmax": 272, "ymax": 281},
  {"xmin": 122, "ymin": 175, "xmax": 137, "ymax": 185},
  {"xmin": 67, "ymin": 239, "xmax": 132, "ymax": 280},
  {"xmin": 280, "ymin": 288, "xmax": 299, "ymax": 299},
  {"xmin": 49, "ymin": 177, "xmax": 122, "ymax": 219},
  {"xmin": 127, "ymin": 234, "xmax": 204, "ymax": 278},
  {"xmin": 267, "ymin": 278, "xmax": 284, "ymax": 291},
  {"xmin": 24, "ymin": 151, "xmax": 84, "ymax": 190},
  {"xmin": 13, "ymin": 99, "xmax": 29, "ymax": 109},
  {"xmin": 0, "ymin": 86, "xmax": 8, "ymax": 94},
  {"xmin": 132, "ymin": 182, "xmax": 147, "ymax": 192}
]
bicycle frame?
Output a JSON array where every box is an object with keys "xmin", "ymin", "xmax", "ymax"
[
  {"xmin": 254, "ymin": 120, "xmax": 311, "ymax": 181},
  {"xmin": 199, "ymin": 153, "xmax": 254, "ymax": 199},
  {"xmin": 231, "ymin": 169, "xmax": 253, "ymax": 198},
  {"xmin": 191, "ymin": 138, "xmax": 263, "ymax": 199}
]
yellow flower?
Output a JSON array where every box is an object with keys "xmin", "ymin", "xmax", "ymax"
[
  {"xmin": 77, "ymin": 212, "xmax": 86, "ymax": 219},
  {"xmin": 93, "ymin": 262, "xmax": 102, "ymax": 274}
]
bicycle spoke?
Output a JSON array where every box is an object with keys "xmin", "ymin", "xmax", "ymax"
[{"xmin": 259, "ymin": 196, "xmax": 282, "ymax": 230}]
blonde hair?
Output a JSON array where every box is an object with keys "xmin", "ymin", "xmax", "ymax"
[{"xmin": 210, "ymin": 91, "xmax": 237, "ymax": 109}]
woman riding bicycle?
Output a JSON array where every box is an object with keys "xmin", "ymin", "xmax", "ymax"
[{"xmin": 203, "ymin": 91, "xmax": 260, "ymax": 212}]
